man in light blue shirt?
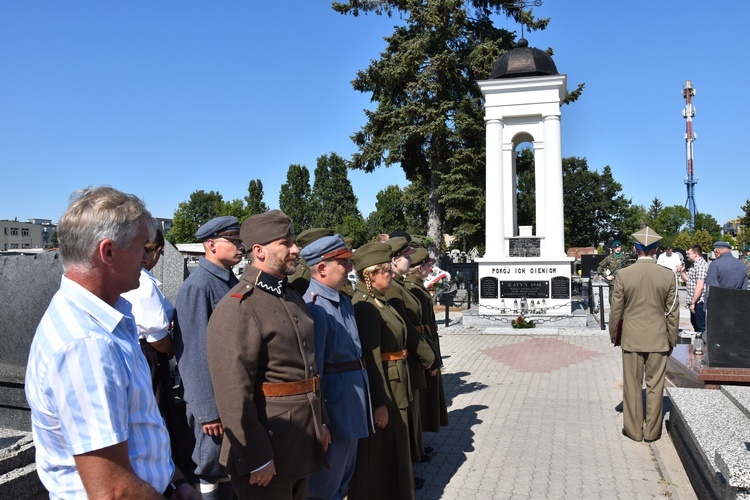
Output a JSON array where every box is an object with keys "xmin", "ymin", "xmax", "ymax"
[
  {"xmin": 25, "ymin": 187, "xmax": 197, "ymax": 500},
  {"xmin": 301, "ymin": 235, "xmax": 373, "ymax": 500}
]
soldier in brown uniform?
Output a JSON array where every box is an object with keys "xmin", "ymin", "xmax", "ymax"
[
  {"xmin": 385, "ymin": 237, "xmax": 436, "ymax": 477},
  {"xmin": 609, "ymin": 226, "xmax": 679, "ymax": 443},
  {"xmin": 349, "ymin": 243, "xmax": 415, "ymax": 500},
  {"xmin": 206, "ymin": 210, "xmax": 330, "ymax": 500},
  {"xmin": 404, "ymin": 248, "xmax": 448, "ymax": 433}
]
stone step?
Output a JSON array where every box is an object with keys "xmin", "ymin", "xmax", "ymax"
[
  {"xmin": 668, "ymin": 387, "xmax": 750, "ymax": 498},
  {"xmin": 722, "ymin": 385, "xmax": 750, "ymax": 420}
]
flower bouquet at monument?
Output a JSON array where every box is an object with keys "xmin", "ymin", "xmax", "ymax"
[{"xmin": 511, "ymin": 315, "xmax": 535, "ymax": 329}]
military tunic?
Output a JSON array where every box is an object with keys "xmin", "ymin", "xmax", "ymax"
[
  {"xmin": 385, "ymin": 274, "xmax": 436, "ymax": 462},
  {"xmin": 206, "ymin": 265, "xmax": 328, "ymax": 499},
  {"xmin": 289, "ymin": 256, "xmax": 312, "ymax": 295},
  {"xmin": 350, "ymin": 281, "xmax": 414, "ymax": 500},
  {"xmin": 173, "ymin": 256, "xmax": 238, "ymax": 477},
  {"xmin": 404, "ymin": 274, "xmax": 449, "ymax": 431}
]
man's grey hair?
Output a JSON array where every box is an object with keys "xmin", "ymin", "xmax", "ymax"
[{"xmin": 57, "ymin": 186, "xmax": 156, "ymax": 272}]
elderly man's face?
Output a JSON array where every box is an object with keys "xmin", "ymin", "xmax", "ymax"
[{"xmin": 114, "ymin": 222, "xmax": 150, "ymax": 294}]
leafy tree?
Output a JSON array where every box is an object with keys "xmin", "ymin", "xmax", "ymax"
[
  {"xmin": 740, "ymin": 199, "xmax": 750, "ymax": 228},
  {"xmin": 335, "ymin": 214, "xmax": 371, "ymax": 248},
  {"xmin": 311, "ymin": 153, "xmax": 361, "ymax": 229},
  {"xmin": 672, "ymin": 231, "xmax": 692, "ymax": 251},
  {"xmin": 721, "ymin": 233, "xmax": 737, "ymax": 248},
  {"xmin": 516, "ymin": 148, "xmax": 536, "ymax": 230},
  {"xmin": 621, "ymin": 204, "xmax": 648, "ymax": 242},
  {"xmin": 693, "ymin": 212, "xmax": 721, "ymax": 242},
  {"xmin": 167, "ymin": 190, "xmax": 226, "ymax": 243},
  {"xmin": 652, "ymin": 205, "xmax": 690, "ymax": 246},
  {"xmin": 279, "ymin": 164, "xmax": 313, "ymax": 233},
  {"xmin": 692, "ymin": 229, "xmax": 712, "ymax": 252},
  {"xmin": 222, "ymin": 198, "xmax": 246, "ymax": 221},
  {"xmin": 367, "ymin": 185, "xmax": 406, "ymax": 236},
  {"xmin": 245, "ymin": 179, "xmax": 269, "ymax": 219},
  {"xmin": 334, "ymin": 0, "xmax": 583, "ymax": 256},
  {"xmin": 49, "ymin": 231, "xmax": 59, "ymax": 249}
]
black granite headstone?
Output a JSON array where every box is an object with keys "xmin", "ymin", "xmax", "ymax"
[
  {"xmin": 500, "ymin": 281, "xmax": 549, "ymax": 299},
  {"xmin": 581, "ymin": 254, "xmax": 607, "ymax": 277},
  {"xmin": 705, "ymin": 287, "xmax": 750, "ymax": 368},
  {"xmin": 480, "ymin": 276, "xmax": 499, "ymax": 299},
  {"xmin": 550, "ymin": 276, "xmax": 570, "ymax": 299}
]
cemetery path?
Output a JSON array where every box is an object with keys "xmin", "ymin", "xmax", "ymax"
[{"xmin": 414, "ymin": 332, "xmax": 697, "ymax": 499}]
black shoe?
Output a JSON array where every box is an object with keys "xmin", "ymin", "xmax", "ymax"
[
  {"xmin": 644, "ymin": 436, "xmax": 661, "ymax": 443},
  {"xmin": 424, "ymin": 446, "xmax": 434, "ymax": 455},
  {"xmin": 414, "ymin": 477, "xmax": 425, "ymax": 490},
  {"xmin": 419, "ymin": 454, "xmax": 432, "ymax": 463}
]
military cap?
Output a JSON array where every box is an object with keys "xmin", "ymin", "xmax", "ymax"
[
  {"xmin": 240, "ymin": 210, "xmax": 294, "ymax": 248},
  {"xmin": 411, "ymin": 248, "xmax": 433, "ymax": 267},
  {"xmin": 388, "ymin": 236, "xmax": 416, "ymax": 257},
  {"xmin": 300, "ymin": 234, "xmax": 354, "ymax": 266},
  {"xmin": 296, "ymin": 228, "xmax": 334, "ymax": 249},
  {"xmin": 611, "ymin": 240, "xmax": 622, "ymax": 248},
  {"xmin": 631, "ymin": 226, "xmax": 661, "ymax": 251},
  {"xmin": 713, "ymin": 241, "xmax": 732, "ymax": 250},
  {"xmin": 352, "ymin": 242, "xmax": 392, "ymax": 271},
  {"xmin": 195, "ymin": 216, "xmax": 240, "ymax": 241},
  {"xmin": 389, "ymin": 230, "xmax": 412, "ymax": 243},
  {"xmin": 410, "ymin": 237, "xmax": 424, "ymax": 248},
  {"xmin": 342, "ymin": 236, "xmax": 355, "ymax": 249}
]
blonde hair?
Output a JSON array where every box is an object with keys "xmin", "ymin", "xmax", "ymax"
[{"xmin": 358, "ymin": 262, "xmax": 391, "ymax": 295}]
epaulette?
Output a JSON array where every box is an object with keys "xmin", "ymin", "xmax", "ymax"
[{"xmin": 230, "ymin": 283, "xmax": 255, "ymax": 301}]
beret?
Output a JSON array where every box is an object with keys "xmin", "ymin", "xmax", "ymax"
[
  {"xmin": 713, "ymin": 241, "xmax": 731, "ymax": 250},
  {"xmin": 240, "ymin": 210, "xmax": 294, "ymax": 248},
  {"xmin": 631, "ymin": 226, "xmax": 661, "ymax": 251},
  {"xmin": 195, "ymin": 216, "xmax": 240, "ymax": 241},
  {"xmin": 296, "ymin": 227, "xmax": 334, "ymax": 249},
  {"xmin": 388, "ymin": 237, "xmax": 416, "ymax": 257},
  {"xmin": 300, "ymin": 235, "xmax": 354, "ymax": 266},
  {"xmin": 352, "ymin": 242, "xmax": 393, "ymax": 271},
  {"xmin": 611, "ymin": 240, "xmax": 622, "ymax": 248}
]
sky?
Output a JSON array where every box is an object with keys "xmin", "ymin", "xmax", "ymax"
[{"xmin": 2, "ymin": 1, "xmax": 748, "ymax": 228}]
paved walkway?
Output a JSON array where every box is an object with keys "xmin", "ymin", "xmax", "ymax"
[{"xmin": 414, "ymin": 307, "xmax": 697, "ymax": 499}]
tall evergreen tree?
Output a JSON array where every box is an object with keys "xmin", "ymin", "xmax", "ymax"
[
  {"xmin": 402, "ymin": 182, "xmax": 429, "ymax": 237},
  {"xmin": 279, "ymin": 164, "xmax": 313, "ymax": 233},
  {"xmin": 334, "ymin": 0, "xmax": 582, "ymax": 256},
  {"xmin": 311, "ymin": 153, "xmax": 361, "ymax": 229},
  {"xmin": 245, "ymin": 179, "xmax": 269, "ymax": 219}
]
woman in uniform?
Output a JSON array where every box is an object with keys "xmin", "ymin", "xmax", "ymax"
[
  {"xmin": 349, "ymin": 242, "xmax": 414, "ymax": 500},
  {"xmin": 404, "ymin": 248, "xmax": 449, "ymax": 434}
]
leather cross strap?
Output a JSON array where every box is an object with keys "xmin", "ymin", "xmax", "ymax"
[
  {"xmin": 255, "ymin": 375, "xmax": 320, "ymax": 397},
  {"xmin": 416, "ymin": 325, "xmax": 424, "ymax": 334},
  {"xmin": 380, "ymin": 349, "xmax": 408, "ymax": 361},
  {"xmin": 324, "ymin": 358, "xmax": 366, "ymax": 374}
]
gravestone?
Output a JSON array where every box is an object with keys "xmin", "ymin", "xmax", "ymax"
[
  {"xmin": 0, "ymin": 241, "xmax": 186, "ymax": 431},
  {"xmin": 705, "ymin": 287, "xmax": 750, "ymax": 368}
]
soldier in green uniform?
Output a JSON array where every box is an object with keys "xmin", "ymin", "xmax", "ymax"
[
  {"xmin": 404, "ymin": 248, "xmax": 448, "ymax": 436},
  {"xmin": 288, "ymin": 228, "xmax": 334, "ymax": 294},
  {"xmin": 597, "ymin": 240, "xmax": 628, "ymax": 303},
  {"xmin": 741, "ymin": 245, "xmax": 750, "ymax": 283},
  {"xmin": 349, "ymin": 242, "xmax": 415, "ymax": 500}
]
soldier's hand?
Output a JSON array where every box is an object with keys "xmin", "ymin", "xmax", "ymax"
[
  {"xmin": 249, "ymin": 460, "xmax": 276, "ymax": 487},
  {"xmin": 373, "ymin": 405, "xmax": 389, "ymax": 430},
  {"xmin": 202, "ymin": 420, "xmax": 223, "ymax": 437}
]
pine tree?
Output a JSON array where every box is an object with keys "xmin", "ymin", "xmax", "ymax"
[{"xmin": 279, "ymin": 164, "xmax": 313, "ymax": 233}]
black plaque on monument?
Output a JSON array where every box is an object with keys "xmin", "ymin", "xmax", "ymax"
[
  {"xmin": 550, "ymin": 276, "xmax": 570, "ymax": 299},
  {"xmin": 480, "ymin": 276, "xmax": 499, "ymax": 299},
  {"xmin": 509, "ymin": 238, "xmax": 541, "ymax": 257},
  {"xmin": 705, "ymin": 287, "xmax": 750, "ymax": 368},
  {"xmin": 500, "ymin": 281, "xmax": 549, "ymax": 299}
]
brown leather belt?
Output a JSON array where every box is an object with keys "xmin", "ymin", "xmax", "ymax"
[
  {"xmin": 255, "ymin": 375, "xmax": 320, "ymax": 397},
  {"xmin": 416, "ymin": 325, "xmax": 424, "ymax": 334},
  {"xmin": 381, "ymin": 349, "xmax": 408, "ymax": 361},
  {"xmin": 324, "ymin": 358, "xmax": 366, "ymax": 374}
]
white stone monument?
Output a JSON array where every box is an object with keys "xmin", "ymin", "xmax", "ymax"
[{"xmin": 475, "ymin": 39, "xmax": 574, "ymax": 318}]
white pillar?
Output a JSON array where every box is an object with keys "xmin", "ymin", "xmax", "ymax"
[
  {"xmin": 485, "ymin": 118, "xmax": 504, "ymax": 258},
  {"xmin": 533, "ymin": 140, "xmax": 546, "ymax": 240},
  {"xmin": 543, "ymin": 114, "xmax": 565, "ymax": 257}
]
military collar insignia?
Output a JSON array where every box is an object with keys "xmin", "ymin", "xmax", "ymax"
[{"xmin": 254, "ymin": 270, "xmax": 286, "ymax": 297}]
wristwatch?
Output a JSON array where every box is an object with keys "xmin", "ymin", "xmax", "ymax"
[{"xmin": 164, "ymin": 478, "xmax": 188, "ymax": 498}]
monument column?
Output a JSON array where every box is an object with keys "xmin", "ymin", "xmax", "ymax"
[
  {"xmin": 543, "ymin": 114, "xmax": 565, "ymax": 257},
  {"xmin": 485, "ymin": 117, "xmax": 504, "ymax": 258}
]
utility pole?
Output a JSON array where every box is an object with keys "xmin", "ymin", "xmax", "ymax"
[{"xmin": 682, "ymin": 80, "xmax": 698, "ymax": 228}]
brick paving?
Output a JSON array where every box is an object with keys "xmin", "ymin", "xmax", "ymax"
[{"xmin": 414, "ymin": 331, "xmax": 677, "ymax": 499}]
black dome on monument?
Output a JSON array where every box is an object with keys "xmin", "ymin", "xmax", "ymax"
[{"xmin": 490, "ymin": 38, "xmax": 559, "ymax": 79}]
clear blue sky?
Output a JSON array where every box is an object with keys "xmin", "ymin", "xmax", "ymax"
[{"xmin": 2, "ymin": 1, "xmax": 747, "ymax": 229}]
